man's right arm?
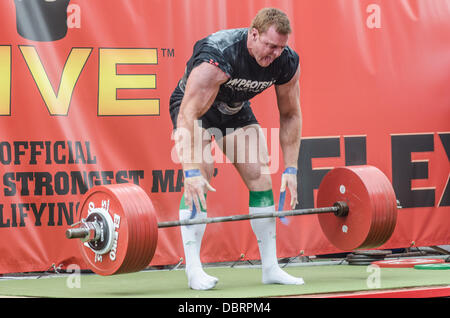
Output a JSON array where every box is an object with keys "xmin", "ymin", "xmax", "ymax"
[{"xmin": 175, "ymin": 62, "xmax": 229, "ymax": 211}]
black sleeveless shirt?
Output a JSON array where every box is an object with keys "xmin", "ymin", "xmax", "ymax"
[{"xmin": 170, "ymin": 28, "xmax": 299, "ymax": 111}]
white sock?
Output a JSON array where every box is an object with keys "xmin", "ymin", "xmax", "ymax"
[
  {"xmin": 250, "ymin": 205, "xmax": 304, "ymax": 285},
  {"xmin": 180, "ymin": 209, "xmax": 218, "ymax": 290}
]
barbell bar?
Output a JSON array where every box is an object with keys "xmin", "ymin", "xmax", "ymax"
[
  {"xmin": 65, "ymin": 165, "xmax": 399, "ymax": 276},
  {"xmin": 67, "ymin": 201, "xmax": 348, "ymax": 238}
]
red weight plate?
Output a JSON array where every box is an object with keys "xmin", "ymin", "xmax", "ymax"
[
  {"xmin": 138, "ymin": 190, "xmax": 159, "ymax": 271},
  {"xmin": 77, "ymin": 183, "xmax": 159, "ymax": 275},
  {"xmin": 373, "ymin": 169, "xmax": 397, "ymax": 248},
  {"xmin": 317, "ymin": 166, "xmax": 373, "ymax": 251},
  {"xmin": 370, "ymin": 181, "xmax": 387, "ymax": 248},
  {"xmin": 122, "ymin": 184, "xmax": 149, "ymax": 273},
  {"xmin": 119, "ymin": 183, "xmax": 157, "ymax": 273},
  {"xmin": 78, "ymin": 185, "xmax": 135, "ymax": 276},
  {"xmin": 360, "ymin": 181, "xmax": 380, "ymax": 249},
  {"xmin": 355, "ymin": 167, "xmax": 387, "ymax": 249},
  {"xmin": 360, "ymin": 175, "xmax": 379, "ymax": 248},
  {"xmin": 374, "ymin": 178, "xmax": 397, "ymax": 248},
  {"xmin": 382, "ymin": 178, "xmax": 398, "ymax": 244},
  {"xmin": 372, "ymin": 258, "xmax": 445, "ymax": 268},
  {"xmin": 356, "ymin": 167, "xmax": 386, "ymax": 248},
  {"xmin": 115, "ymin": 183, "xmax": 148, "ymax": 274},
  {"xmin": 99, "ymin": 184, "xmax": 141, "ymax": 275},
  {"xmin": 317, "ymin": 166, "xmax": 398, "ymax": 251},
  {"xmin": 130, "ymin": 184, "xmax": 158, "ymax": 271},
  {"xmin": 110, "ymin": 184, "xmax": 142, "ymax": 275},
  {"xmin": 361, "ymin": 169, "xmax": 388, "ymax": 248}
]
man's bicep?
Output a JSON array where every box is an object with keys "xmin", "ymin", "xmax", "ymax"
[{"xmin": 181, "ymin": 62, "xmax": 229, "ymax": 117}]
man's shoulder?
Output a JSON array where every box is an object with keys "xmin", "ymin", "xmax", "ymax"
[
  {"xmin": 202, "ymin": 28, "xmax": 247, "ymax": 52},
  {"xmin": 282, "ymin": 45, "xmax": 299, "ymax": 59},
  {"xmin": 276, "ymin": 45, "xmax": 299, "ymax": 70}
]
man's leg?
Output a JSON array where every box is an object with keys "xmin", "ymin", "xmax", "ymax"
[
  {"xmin": 179, "ymin": 197, "xmax": 218, "ymax": 290},
  {"xmin": 221, "ymin": 124, "xmax": 304, "ymax": 285},
  {"xmin": 177, "ymin": 129, "xmax": 218, "ymax": 290}
]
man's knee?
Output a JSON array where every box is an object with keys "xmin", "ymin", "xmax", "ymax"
[{"xmin": 241, "ymin": 164, "xmax": 272, "ymax": 191}]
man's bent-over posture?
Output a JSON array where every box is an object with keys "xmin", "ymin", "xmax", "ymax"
[{"xmin": 169, "ymin": 8, "xmax": 303, "ymax": 290}]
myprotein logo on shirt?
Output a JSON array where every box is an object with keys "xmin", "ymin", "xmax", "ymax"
[{"xmin": 224, "ymin": 78, "xmax": 275, "ymax": 93}]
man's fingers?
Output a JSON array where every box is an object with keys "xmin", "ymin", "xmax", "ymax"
[
  {"xmin": 185, "ymin": 188, "xmax": 207, "ymax": 212},
  {"xmin": 205, "ymin": 180, "xmax": 216, "ymax": 192},
  {"xmin": 184, "ymin": 171, "xmax": 215, "ymax": 212},
  {"xmin": 192, "ymin": 192, "xmax": 202, "ymax": 213},
  {"xmin": 280, "ymin": 173, "xmax": 297, "ymax": 209},
  {"xmin": 290, "ymin": 196, "xmax": 298, "ymax": 209},
  {"xmin": 280, "ymin": 174, "xmax": 287, "ymax": 192},
  {"xmin": 199, "ymin": 196, "xmax": 207, "ymax": 211},
  {"xmin": 184, "ymin": 192, "xmax": 193, "ymax": 211},
  {"xmin": 288, "ymin": 183, "xmax": 298, "ymax": 209}
]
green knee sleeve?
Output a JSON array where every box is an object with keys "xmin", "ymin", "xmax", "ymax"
[{"xmin": 249, "ymin": 189, "xmax": 274, "ymax": 207}]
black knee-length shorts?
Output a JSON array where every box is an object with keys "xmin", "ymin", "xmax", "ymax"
[{"xmin": 169, "ymin": 101, "xmax": 259, "ymax": 139}]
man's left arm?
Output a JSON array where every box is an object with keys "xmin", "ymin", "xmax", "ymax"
[{"xmin": 275, "ymin": 65, "xmax": 301, "ymax": 209}]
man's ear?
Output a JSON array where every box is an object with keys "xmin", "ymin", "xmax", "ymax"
[{"xmin": 250, "ymin": 28, "xmax": 259, "ymax": 41}]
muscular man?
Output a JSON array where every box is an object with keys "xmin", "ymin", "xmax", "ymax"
[{"xmin": 169, "ymin": 8, "xmax": 303, "ymax": 290}]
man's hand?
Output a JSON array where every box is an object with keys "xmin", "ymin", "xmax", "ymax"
[
  {"xmin": 280, "ymin": 167, "xmax": 298, "ymax": 209},
  {"xmin": 184, "ymin": 169, "xmax": 216, "ymax": 214}
]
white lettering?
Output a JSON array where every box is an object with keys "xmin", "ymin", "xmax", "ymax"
[
  {"xmin": 178, "ymin": 302, "xmax": 213, "ymax": 315},
  {"xmin": 366, "ymin": 4, "xmax": 382, "ymax": 29},
  {"xmin": 67, "ymin": 4, "xmax": 82, "ymax": 29},
  {"xmin": 366, "ymin": 264, "xmax": 381, "ymax": 288},
  {"xmin": 65, "ymin": 264, "xmax": 81, "ymax": 289},
  {"xmin": 94, "ymin": 253, "xmax": 102, "ymax": 263},
  {"xmin": 224, "ymin": 78, "xmax": 275, "ymax": 93},
  {"xmin": 222, "ymin": 302, "xmax": 271, "ymax": 313},
  {"xmin": 109, "ymin": 214, "xmax": 120, "ymax": 261}
]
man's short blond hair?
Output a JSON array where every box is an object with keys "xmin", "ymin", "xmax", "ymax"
[{"xmin": 250, "ymin": 8, "xmax": 292, "ymax": 35}]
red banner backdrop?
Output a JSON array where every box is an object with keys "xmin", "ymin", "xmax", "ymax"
[{"xmin": 0, "ymin": 0, "xmax": 449, "ymax": 273}]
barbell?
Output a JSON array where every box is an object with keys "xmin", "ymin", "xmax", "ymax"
[{"xmin": 65, "ymin": 165, "xmax": 399, "ymax": 276}]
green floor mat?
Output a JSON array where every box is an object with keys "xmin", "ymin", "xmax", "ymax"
[{"xmin": 0, "ymin": 264, "xmax": 449, "ymax": 298}]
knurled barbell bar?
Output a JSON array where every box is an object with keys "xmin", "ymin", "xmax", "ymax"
[
  {"xmin": 66, "ymin": 165, "xmax": 399, "ymax": 276},
  {"xmin": 67, "ymin": 202, "xmax": 348, "ymax": 237}
]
